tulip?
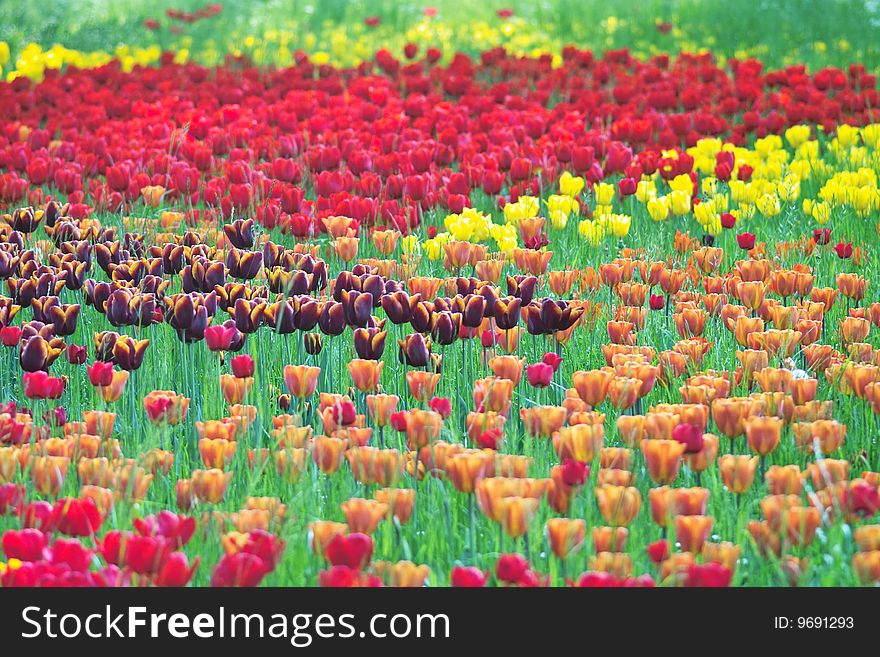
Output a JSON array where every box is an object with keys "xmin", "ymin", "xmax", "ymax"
[
  {"xmin": 373, "ymin": 488, "xmax": 415, "ymax": 524},
  {"xmin": 283, "ymin": 364, "xmax": 321, "ymax": 399},
  {"xmin": 341, "ymin": 498, "xmax": 388, "ymax": 535},
  {"xmin": 745, "ymin": 416, "xmax": 782, "ymax": 456},
  {"xmin": 736, "ymin": 232, "xmax": 756, "ymax": 250},
  {"xmin": 366, "ymin": 394, "xmax": 399, "ymax": 428},
  {"xmin": 675, "ymin": 515, "xmax": 714, "ymax": 553},
  {"xmin": 642, "ymin": 440, "xmax": 685, "ymax": 484},
  {"xmin": 451, "ymin": 565, "xmax": 488, "ymax": 587},
  {"xmin": 572, "ymin": 369, "xmax": 613, "ymax": 406},
  {"xmin": 488, "ymin": 355, "xmax": 526, "ymax": 386},
  {"xmin": 446, "ymin": 452, "xmax": 493, "ymax": 494},
  {"xmin": 348, "ymin": 359, "xmax": 384, "ymax": 393},
  {"xmin": 498, "ymin": 496, "xmax": 539, "ymax": 538},
  {"xmin": 718, "ymin": 455, "xmax": 758, "ymax": 494},
  {"xmin": 405, "ymin": 369, "xmax": 440, "ymax": 401},
  {"xmin": 87, "ymin": 361, "xmax": 114, "ymax": 387},
  {"xmin": 595, "ymin": 485, "xmax": 641, "ymax": 526},
  {"xmin": 191, "ymin": 468, "xmax": 233, "ymax": 504},
  {"xmin": 231, "ymin": 354, "xmax": 255, "ymax": 378},
  {"xmin": 210, "ymin": 552, "xmax": 269, "ymax": 587},
  {"xmin": 544, "ymin": 518, "xmax": 586, "ymax": 559},
  {"xmin": 672, "ymin": 422, "xmax": 704, "ymax": 454},
  {"xmin": 23, "ymin": 371, "xmax": 65, "ymax": 399}
]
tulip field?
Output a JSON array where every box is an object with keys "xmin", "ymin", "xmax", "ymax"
[{"xmin": 1, "ymin": 0, "xmax": 880, "ymax": 589}]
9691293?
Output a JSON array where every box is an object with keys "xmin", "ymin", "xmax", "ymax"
[{"xmin": 774, "ymin": 617, "xmax": 855, "ymax": 630}]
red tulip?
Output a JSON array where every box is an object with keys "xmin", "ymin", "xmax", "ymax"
[
  {"xmin": 325, "ymin": 532, "xmax": 373, "ymax": 570},
  {"xmin": 133, "ymin": 511, "xmax": 196, "ymax": 548},
  {"xmin": 51, "ymin": 497, "xmax": 103, "ymax": 536},
  {"xmin": 231, "ymin": 354, "xmax": 255, "ymax": 378},
  {"xmin": 477, "ymin": 427, "xmax": 503, "ymax": 449},
  {"xmin": 481, "ymin": 329, "xmax": 502, "ymax": 348},
  {"xmin": 834, "ymin": 242, "xmax": 853, "ymax": 259},
  {"xmin": 64, "ymin": 344, "xmax": 86, "ymax": 364},
  {"xmin": 814, "ymin": 228, "xmax": 831, "ymax": 245},
  {"xmin": 495, "ymin": 553, "xmax": 530, "ymax": 584},
  {"xmin": 98, "ymin": 530, "xmax": 127, "ymax": 565},
  {"xmin": 649, "ymin": 294, "xmax": 665, "ymax": 310},
  {"xmin": 239, "ymin": 529, "xmax": 285, "ymax": 570},
  {"xmin": 542, "ymin": 352, "xmax": 563, "ymax": 372},
  {"xmin": 123, "ymin": 534, "xmax": 171, "ymax": 574},
  {"xmin": 646, "ymin": 539, "xmax": 670, "ymax": 564},
  {"xmin": 0, "ymin": 326, "xmax": 22, "ymax": 347},
  {"xmin": 318, "ymin": 565, "xmax": 382, "ymax": 587},
  {"xmin": 573, "ymin": 571, "xmax": 620, "ymax": 587},
  {"xmin": 23, "ymin": 371, "xmax": 65, "ymax": 399},
  {"xmin": 204, "ymin": 324, "xmax": 236, "ymax": 352},
  {"xmin": 2, "ymin": 528, "xmax": 47, "ymax": 561},
  {"xmin": 561, "ymin": 458, "xmax": 589, "ymax": 486},
  {"xmin": 736, "ymin": 232, "xmax": 756, "ymax": 250},
  {"xmin": 87, "ymin": 360, "xmax": 114, "ymax": 387},
  {"xmin": 428, "ymin": 396, "xmax": 452, "ymax": 419},
  {"xmin": 210, "ymin": 552, "xmax": 269, "ymax": 587},
  {"xmin": 0, "ymin": 483, "xmax": 26, "ymax": 515},
  {"xmin": 154, "ymin": 552, "xmax": 199, "ymax": 586},
  {"xmin": 720, "ymin": 213, "xmax": 736, "ymax": 229},
  {"xmin": 526, "ymin": 362, "xmax": 554, "ymax": 388},
  {"xmin": 451, "ymin": 566, "xmax": 488, "ymax": 587},
  {"xmin": 685, "ymin": 563, "xmax": 732, "ymax": 587},
  {"xmin": 18, "ymin": 501, "xmax": 55, "ymax": 532},
  {"xmin": 48, "ymin": 538, "xmax": 93, "ymax": 571},
  {"xmin": 672, "ymin": 422, "xmax": 704, "ymax": 454}
]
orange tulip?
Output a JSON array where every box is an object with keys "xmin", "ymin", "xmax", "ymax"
[
  {"xmin": 473, "ymin": 376, "xmax": 514, "ymax": 415},
  {"xmin": 191, "ymin": 468, "xmax": 233, "ymax": 503},
  {"xmin": 199, "ymin": 438, "xmax": 237, "ymax": 469},
  {"xmin": 702, "ymin": 541, "xmax": 741, "ymax": 572},
  {"xmin": 745, "ymin": 416, "xmax": 782, "ymax": 456},
  {"xmin": 374, "ymin": 488, "xmax": 416, "ymax": 524},
  {"xmin": 349, "ymin": 359, "xmax": 384, "ymax": 393},
  {"xmin": 736, "ymin": 280, "xmax": 765, "ymax": 311},
  {"xmin": 488, "ymin": 355, "xmax": 526, "ymax": 386},
  {"xmin": 98, "ymin": 370, "xmax": 130, "ymax": 403},
  {"xmin": 616, "ymin": 414, "xmax": 645, "ymax": 447},
  {"xmin": 284, "ymin": 364, "xmax": 321, "ymax": 399},
  {"xmin": 836, "ymin": 273, "xmax": 867, "ymax": 301},
  {"xmin": 366, "ymin": 393, "xmax": 399, "ymax": 428},
  {"xmin": 765, "ymin": 465, "xmax": 804, "ymax": 495},
  {"xmin": 718, "ymin": 455, "xmax": 758, "ymax": 494},
  {"xmin": 641, "ymin": 439, "xmax": 685, "ymax": 484},
  {"xmin": 520, "ymin": 406, "xmax": 567, "ymax": 438},
  {"xmin": 220, "ymin": 374, "xmax": 252, "ymax": 404},
  {"xmin": 572, "ymin": 368, "xmax": 613, "ymax": 406},
  {"xmin": 552, "ymin": 424, "xmax": 604, "ymax": 462},
  {"xmin": 591, "ymin": 525, "xmax": 628, "ymax": 553},
  {"xmin": 607, "ymin": 376, "xmax": 642, "ymax": 410},
  {"xmin": 341, "ymin": 497, "xmax": 388, "ymax": 534},
  {"xmin": 312, "ymin": 435, "xmax": 347, "ymax": 474},
  {"xmin": 30, "ymin": 455, "xmax": 68, "ymax": 496},
  {"xmin": 675, "ymin": 515, "xmax": 714, "ymax": 553},
  {"xmin": 274, "ymin": 448, "xmax": 309, "ymax": 482},
  {"xmin": 595, "ymin": 484, "xmax": 641, "ymax": 526},
  {"xmin": 498, "ymin": 496, "xmax": 539, "ymax": 538},
  {"xmin": 547, "ymin": 518, "xmax": 587, "ymax": 558},
  {"xmin": 446, "ymin": 451, "xmax": 494, "ymax": 494}
]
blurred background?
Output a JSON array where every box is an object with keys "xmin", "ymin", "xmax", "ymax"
[{"xmin": 1, "ymin": 0, "xmax": 878, "ymax": 78}]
